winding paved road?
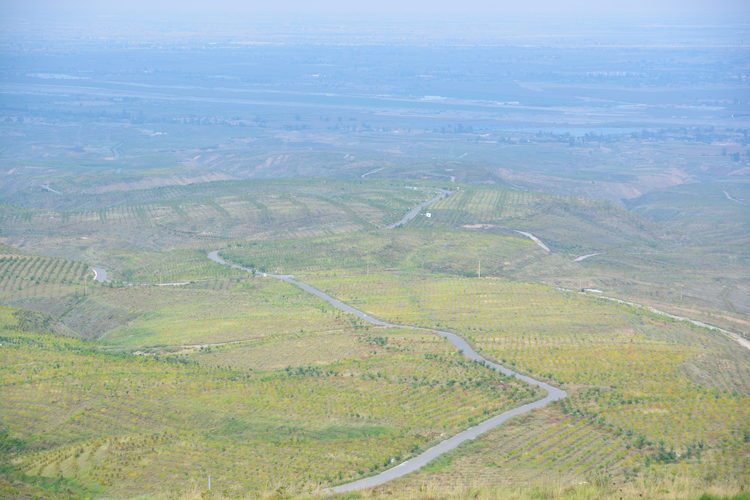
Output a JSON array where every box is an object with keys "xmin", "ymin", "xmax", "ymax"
[
  {"xmin": 111, "ymin": 143, "xmax": 123, "ymax": 160},
  {"xmin": 89, "ymin": 187, "xmax": 749, "ymax": 491},
  {"xmin": 206, "ymin": 251, "xmax": 566, "ymax": 492}
]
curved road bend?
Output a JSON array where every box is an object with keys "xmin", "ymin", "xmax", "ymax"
[
  {"xmin": 207, "ymin": 251, "xmax": 567, "ymax": 492},
  {"xmin": 573, "ymin": 253, "xmax": 598, "ymax": 262},
  {"xmin": 91, "ymin": 267, "xmax": 109, "ymax": 282}
]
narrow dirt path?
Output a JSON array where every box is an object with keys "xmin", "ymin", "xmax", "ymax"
[
  {"xmin": 361, "ymin": 167, "xmax": 385, "ymax": 178},
  {"xmin": 513, "ymin": 230, "xmax": 550, "ymax": 252},
  {"xmin": 573, "ymin": 253, "xmax": 598, "ymax": 262}
]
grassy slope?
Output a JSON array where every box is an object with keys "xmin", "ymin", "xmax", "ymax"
[
  {"xmin": 0, "ymin": 178, "xmax": 430, "ymax": 267},
  {"xmin": 293, "ymin": 272, "xmax": 750, "ymax": 490},
  {"xmin": 1, "ymin": 177, "xmax": 748, "ymax": 499},
  {"xmin": 218, "ymin": 229, "xmax": 540, "ymax": 278},
  {"xmin": 1, "ymin": 292, "xmax": 542, "ymax": 499}
]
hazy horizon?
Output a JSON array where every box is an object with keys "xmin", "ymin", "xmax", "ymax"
[{"xmin": 4, "ymin": 0, "xmax": 750, "ymax": 18}]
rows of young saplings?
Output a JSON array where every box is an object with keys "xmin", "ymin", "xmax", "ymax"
[
  {"xmin": 0, "ymin": 255, "xmax": 90, "ymax": 300},
  {"xmin": 396, "ymin": 406, "xmax": 747, "ymax": 493},
  {"xmin": 195, "ymin": 332, "xmax": 542, "ymax": 417},
  {"xmin": 0, "ymin": 185, "xmax": 428, "ymax": 238},
  {"xmin": 408, "ymin": 188, "xmax": 540, "ymax": 228},
  {"xmin": 0, "ymin": 256, "xmax": 87, "ymax": 285},
  {"xmin": 306, "ymin": 272, "xmax": 630, "ymax": 341},
  {"xmin": 217, "ymin": 230, "xmax": 538, "ymax": 278},
  {"xmin": 406, "ymin": 406, "xmax": 635, "ymax": 490},
  {"xmin": 0, "ymin": 253, "xmax": 249, "ymax": 304},
  {"xmin": 0, "ymin": 202, "xmax": 369, "ymax": 248},
  {"xmin": 2, "ymin": 307, "xmax": 544, "ymax": 496},
  {"xmin": 194, "ymin": 330, "xmax": 388, "ymax": 372},
  {"xmin": 555, "ymin": 389, "xmax": 750, "ymax": 485},
  {"xmin": 405, "ymin": 187, "xmax": 667, "ymax": 239},
  {"xmin": 193, "ymin": 330, "xmax": 476, "ymax": 372},
  {"xmin": 112, "ymin": 250, "xmax": 247, "ymax": 283},
  {"xmin": 302, "ymin": 273, "xmax": 750, "ymax": 483},
  {"xmin": 95, "ymin": 279, "xmax": 357, "ymax": 346},
  {"xmin": 668, "ymin": 218, "xmax": 748, "ymax": 245}
]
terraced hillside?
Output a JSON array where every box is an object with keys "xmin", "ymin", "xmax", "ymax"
[
  {"xmin": 293, "ymin": 272, "xmax": 750, "ymax": 488},
  {"xmin": 218, "ymin": 229, "xmax": 542, "ymax": 278},
  {"xmin": 0, "ymin": 179, "xmax": 430, "ymax": 257},
  {"xmin": 1, "ymin": 177, "xmax": 748, "ymax": 500},
  {"xmin": 0, "ymin": 255, "xmax": 88, "ymax": 299},
  {"xmin": 1, "ymin": 304, "xmax": 542, "ymax": 498}
]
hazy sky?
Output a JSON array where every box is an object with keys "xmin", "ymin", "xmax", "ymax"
[{"xmin": 4, "ymin": 0, "xmax": 750, "ymax": 16}]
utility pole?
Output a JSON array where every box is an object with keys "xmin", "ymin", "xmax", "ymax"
[{"xmin": 478, "ymin": 259, "xmax": 481, "ymax": 279}]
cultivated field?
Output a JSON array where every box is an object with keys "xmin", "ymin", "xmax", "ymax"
[
  {"xmin": 1, "ymin": 305, "xmax": 543, "ymax": 498},
  {"xmin": 293, "ymin": 272, "xmax": 750, "ymax": 487},
  {"xmin": 1, "ymin": 181, "xmax": 748, "ymax": 500}
]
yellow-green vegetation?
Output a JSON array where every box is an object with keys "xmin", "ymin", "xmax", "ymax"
[
  {"xmin": 324, "ymin": 482, "xmax": 748, "ymax": 500},
  {"xmin": 400, "ymin": 406, "xmax": 648, "ymax": 489},
  {"xmin": 0, "ymin": 255, "xmax": 353, "ymax": 343},
  {"xmin": 0, "ymin": 304, "xmax": 540, "ymax": 498},
  {"xmin": 214, "ymin": 188, "xmax": 750, "ymax": 330},
  {"xmin": 99, "ymin": 247, "xmax": 248, "ymax": 284},
  {"xmin": 296, "ymin": 272, "xmax": 750, "ymax": 486},
  {"xmin": 194, "ymin": 329, "xmax": 391, "ymax": 371},
  {"xmin": 628, "ymin": 181, "xmax": 750, "ymax": 247},
  {"xmin": 406, "ymin": 186, "xmax": 667, "ymax": 246},
  {"xmin": 0, "ymin": 254, "xmax": 89, "ymax": 300},
  {"xmin": 218, "ymin": 229, "xmax": 540, "ymax": 278},
  {"xmin": 98, "ymin": 278, "xmax": 357, "ymax": 346},
  {"xmin": 305, "ymin": 273, "xmax": 631, "ymax": 345},
  {"xmin": 410, "ymin": 187, "xmax": 542, "ymax": 225},
  {"xmin": 0, "ymin": 179, "xmax": 430, "ymax": 263},
  {"xmin": 400, "ymin": 186, "xmax": 749, "ymax": 323},
  {"xmin": 2, "ymin": 177, "xmax": 748, "ymax": 500},
  {"xmin": 332, "ymin": 413, "xmax": 750, "ymax": 500}
]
